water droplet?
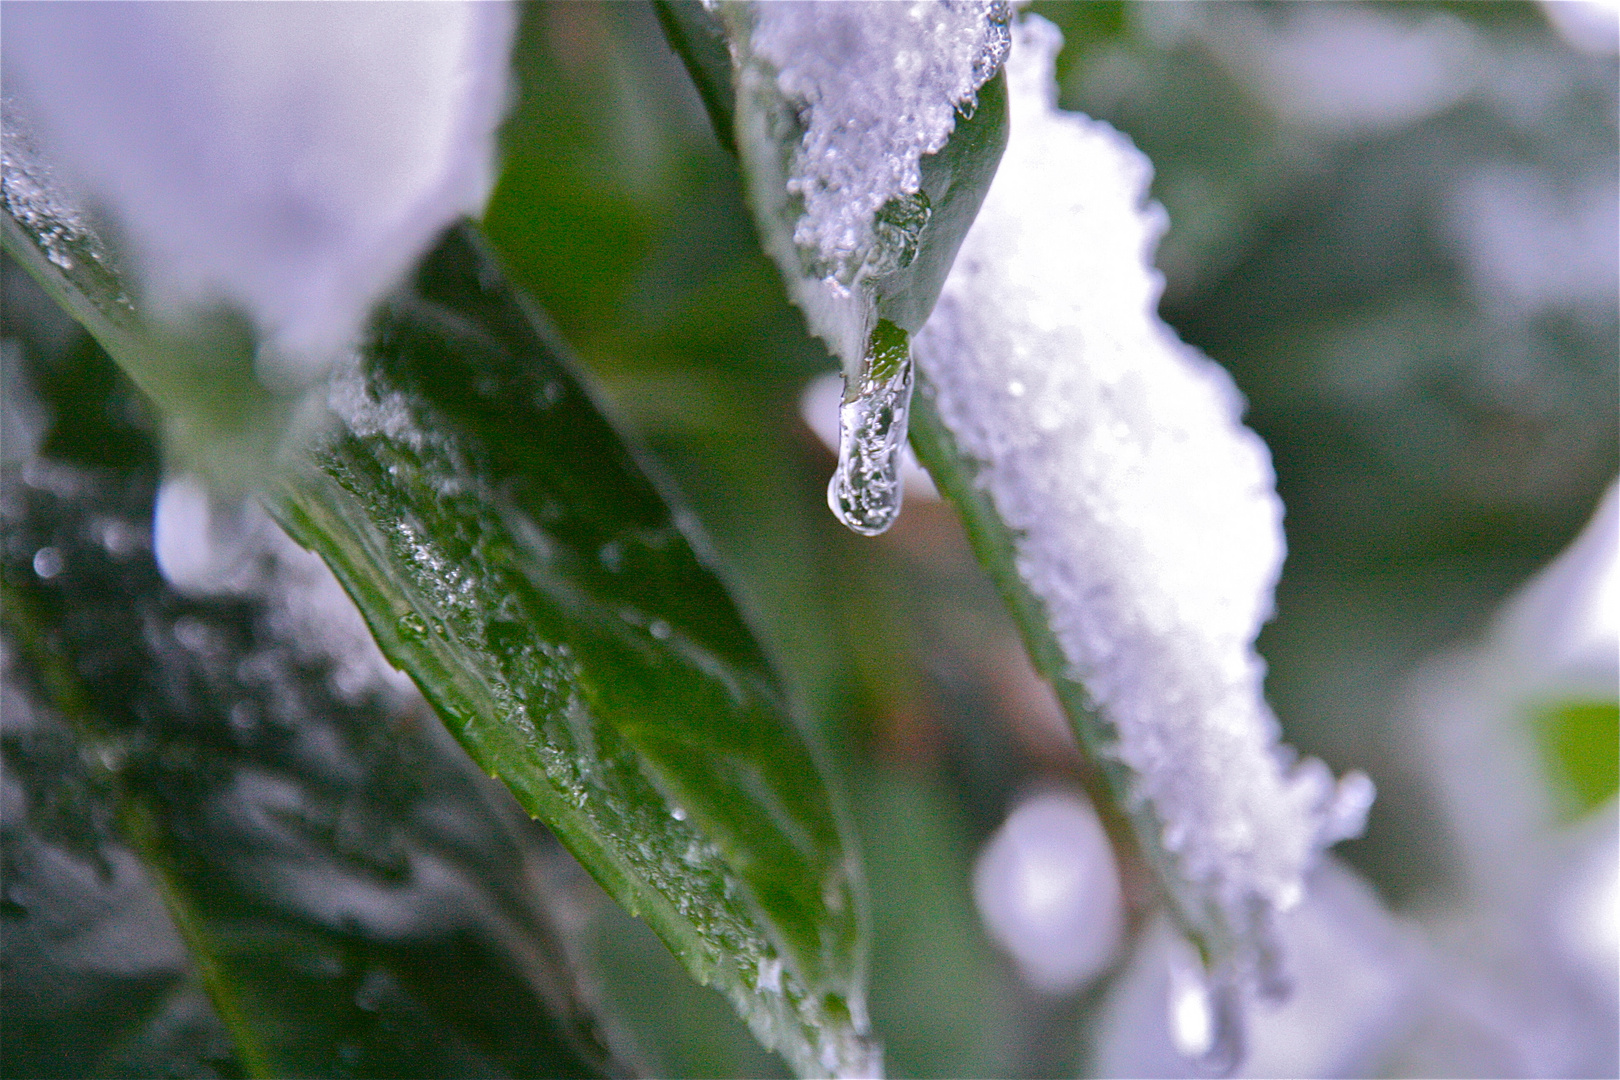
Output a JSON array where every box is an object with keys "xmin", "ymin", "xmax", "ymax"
[
  {"xmin": 670, "ymin": 804, "xmax": 687, "ymax": 821},
  {"xmin": 822, "ymin": 865, "xmax": 848, "ymax": 914},
  {"xmin": 1166, "ymin": 940, "xmax": 1244, "ymax": 1077},
  {"xmin": 353, "ymin": 969, "xmax": 390, "ymax": 1012},
  {"xmin": 534, "ymin": 381, "xmax": 563, "ymax": 410},
  {"xmin": 229, "ymin": 701, "xmax": 259, "ymax": 733},
  {"xmin": 648, "ymin": 618, "xmax": 672, "ymax": 641},
  {"xmin": 91, "ymin": 741, "xmax": 126, "ymax": 773},
  {"xmin": 828, "ymin": 320, "xmax": 915, "ymax": 536},
  {"xmin": 31, "ymin": 546, "xmax": 62, "ymax": 579},
  {"xmin": 396, "ymin": 612, "xmax": 429, "ymax": 641},
  {"xmin": 599, "ymin": 540, "xmax": 625, "ymax": 572},
  {"xmin": 867, "ymin": 191, "xmax": 931, "ymax": 276},
  {"xmin": 1, "ymin": 880, "xmax": 31, "ymax": 917},
  {"xmin": 97, "ymin": 518, "xmax": 142, "ymax": 558}
]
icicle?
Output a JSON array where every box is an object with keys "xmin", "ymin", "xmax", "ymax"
[
  {"xmin": 828, "ymin": 321, "xmax": 916, "ymax": 536},
  {"xmin": 1166, "ymin": 935, "xmax": 1245, "ymax": 1077}
]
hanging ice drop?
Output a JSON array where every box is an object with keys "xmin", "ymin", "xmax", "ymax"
[
  {"xmin": 828, "ymin": 320, "xmax": 915, "ymax": 536},
  {"xmin": 1166, "ymin": 933, "xmax": 1246, "ymax": 1077}
]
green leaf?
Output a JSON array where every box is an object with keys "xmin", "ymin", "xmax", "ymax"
[
  {"xmin": 4, "ymin": 124, "xmax": 874, "ymax": 1073},
  {"xmin": 651, "ymin": 1, "xmax": 738, "ymax": 158},
  {"xmin": 1533, "ymin": 698, "xmax": 1620, "ymax": 819},
  {"xmin": 0, "ymin": 297, "xmax": 624, "ymax": 1079},
  {"xmin": 271, "ymin": 224, "xmax": 873, "ymax": 1079},
  {"xmin": 665, "ymin": 3, "xmax": 1009, "ymax": 379}
]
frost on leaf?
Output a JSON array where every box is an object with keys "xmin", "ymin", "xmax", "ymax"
[{"xmin": 910, "ymin": 14, "xmax": 1373, "ymax": 1023}]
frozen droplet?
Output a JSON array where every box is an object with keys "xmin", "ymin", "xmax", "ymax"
[
  {"xmin": 1166, "ymin": 937, "xmax": 1244, "ymax": 1076},
  {"xmin": 396, "ymin": 612, "xmax": 428, "ymax": 641},
  {"xmin": 828, "ymin": 321, "xmax": 915, "ymax": 536},
  {"xmin": 865, "ymin": 190, "xmax": 931, "ymax": 278},
  {"xmin": 670, "ymin": 804, "xmax": 687, "ymax": 822},
  {"xmin": 648, "ymin": 618, "xmax": 672, "ymax": 641}
]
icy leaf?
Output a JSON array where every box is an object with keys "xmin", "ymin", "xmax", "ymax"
[
  {"xmin": 693, "ymin": 0, "xmax": 1011, "ymax": 534},
  {"xmin": 4, "ymin": 156, "xmax": 877, "ymax": 1076},
  {"xmin": 907, "ymin": 14, "xmax": 1373, "ymax": 1025},
  {"xmin": 274, "ymin": 225, "xmax": 876, "ymax": 1080}
]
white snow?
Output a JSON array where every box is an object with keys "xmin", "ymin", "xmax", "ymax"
[
  {"xmin": 746, "ymin": 0, "xmax": 1010, "ymax": 290},
  {"xmin": 1204, "ymin": 5, "xmax": 1484, "ymax": 135},
  {"xmin": 911, "ymin": 15, "xmax": 1371, "ymax": 975},
  {"xmin": 1411, "ymin": 479, "xmax": 1618, "ymax": 897},
  {"xmin": 1446, "ymin": 166, "xmax": 1620, "ymax": 318},
  {"xmin": 1, "ymin": 2, "xmax": 516, "ymax": 385}
]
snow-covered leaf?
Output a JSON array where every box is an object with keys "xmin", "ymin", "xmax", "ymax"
[
  {"xmin": 688, "ymin": 0, "xmax": 1011, "ymax": 535},
  {"xmin": 907, "ymin": 16, "xmax": 1374, "ymax": 1056},
  {"xmin": 1, "ymin": 3, "xmax": 516, "ymax": 483}
]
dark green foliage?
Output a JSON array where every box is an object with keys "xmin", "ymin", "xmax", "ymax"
[
  {"xmin": 274, "ymin": 224, "xmax": 870, "ymax": 1077},
  {"xmin": 1, "ymin": 286, "xmax": 623, "ymax": 1078}
]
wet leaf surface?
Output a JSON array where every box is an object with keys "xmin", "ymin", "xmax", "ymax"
[{"xmin": 1, "ymin": 276, "xmax": 625, "ymax": 1078}]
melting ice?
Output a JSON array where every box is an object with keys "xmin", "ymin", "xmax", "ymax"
[
  {"xmin": 730, "ymin": 0, "xmax": 1010, "ymax": 535},
  {"xmin": 828, "ymin": 322, "xmax": 915, "ymax": 535}
]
